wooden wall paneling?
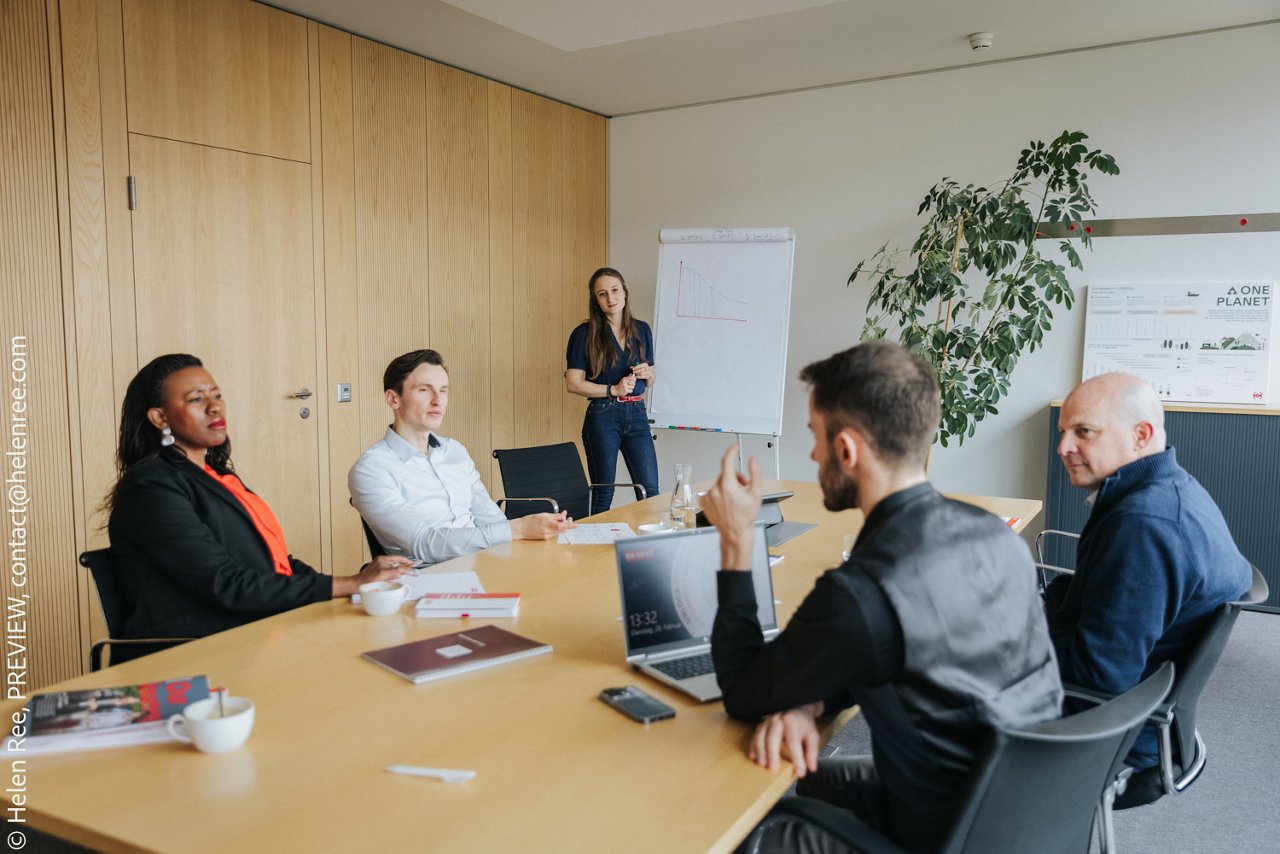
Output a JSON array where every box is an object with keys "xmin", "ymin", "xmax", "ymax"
[
  {"xmin": 511, "ymin": 91, "xmax": 564, "ymax": 447},
  {"xmin": 121, "ymin": 0, "xmax": 309, "ymax": 161},
  {"xmin": 427, "ymin": 61, "xmax": 491, "ymax": 485},
  {"xmin": 95, "ymin": 0, "xmax": 137, "ymax": 498},
  {"xmin": 561, "ymin": 109, "xmax": 609, "ymax": 461},
  {"xmin": 57, "ymin": 0, "xmax": 116, "ymax": 671},
  {"xmin": 317, "ymin": 25, "xmax": 363, "ymax": 568},
  {"xmin": 351, "ymin": 38, "xmax": 430, "ymax": 451},
  {"xmin": 1, "ymin": 0, "xmax": 83, "ymax": 686},
  {"xmin": 59, "ymin": 0, "xmax": 110, "ymax": 545},
  {"xmin": 305, "ymin": 21, "xmax": 333, "ymax": 572},
  {"xmin": 487, "ymin": 82, "xmax": 514, "ymax": 490}
]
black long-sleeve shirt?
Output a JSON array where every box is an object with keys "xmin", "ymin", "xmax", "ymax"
[{"xmin": 711, "ymin": 487, "xmax": 917, "ymax": 720}]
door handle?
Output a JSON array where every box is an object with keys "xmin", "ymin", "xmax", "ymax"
[{"xmin": 288, "ymin": 387, "xmax": 313, "ymax": 400}]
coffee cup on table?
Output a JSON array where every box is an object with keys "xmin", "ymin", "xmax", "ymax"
[
  {"xmin": 637, "ymin": 521, "xmax": 671, "ymax": 535},
  {"xmin": 167, "ymin": 696, "xmax": 255, "ymax": 754},
  {"xmin": 360, "ymin": 580, "xmax": 409, "ymax": 616}
]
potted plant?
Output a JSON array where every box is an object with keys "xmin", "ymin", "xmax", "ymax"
[{"xmin": 851, "ymin": 130, "xmax": 1119, "ymax": 445}]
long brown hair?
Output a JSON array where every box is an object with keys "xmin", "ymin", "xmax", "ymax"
[{"xmin": 586, "ymin": 267, "xmax": 639, "ymax": 378}]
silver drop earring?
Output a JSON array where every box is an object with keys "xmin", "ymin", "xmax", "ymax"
[{"xmin": 160, "ymin": 426, "xmax": 175, "ymax": 447}]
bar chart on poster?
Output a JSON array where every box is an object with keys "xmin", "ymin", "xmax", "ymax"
[{"xmin": 650, "ymin": 228, "xmax": 794, "ymax": 435}]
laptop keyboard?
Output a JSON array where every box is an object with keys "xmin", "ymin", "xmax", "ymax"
[{"xmin": 650, "ymin": 652, "xmax": 715, "ymax": 680}]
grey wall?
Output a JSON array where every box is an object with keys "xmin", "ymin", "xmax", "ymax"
[{"xmin": 607, "ymin": 23, "xmax": 1280, "ymax": 524}]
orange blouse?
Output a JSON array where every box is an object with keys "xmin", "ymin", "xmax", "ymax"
[{"xmin": 203, "ymin": 466, "xmax": 293, "ymax": 576}]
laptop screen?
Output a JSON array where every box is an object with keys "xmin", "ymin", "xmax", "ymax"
[{"xmin": 614, "ymin": 525, "xmax": 776, "ymax": 658}]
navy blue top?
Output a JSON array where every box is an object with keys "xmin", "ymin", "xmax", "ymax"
[
  {"xmin": 565, "ymin": 320, "xmax": 654, "ymax": 395},
  {"xmin": 1045, "ymin": 447, "xmax": 1251, "ymax": 765}
]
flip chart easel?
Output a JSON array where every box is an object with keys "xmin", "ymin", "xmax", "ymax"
[{"xmin": 649, "ymin": 228, "xmax": 795, "ymax": 475}]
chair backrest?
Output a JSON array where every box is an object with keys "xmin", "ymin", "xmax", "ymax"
[
  {"xmin": 361, "ymin": 517, "xmax": 387, "ymax": 558},
  {"xmin": 1163, "ymin": 599, "xmax": 1244, "ymax": 767},
  {"xmin": 80, "ymin": 548, "xmax": 127, "ymax": 637},
  {"xmin": 1239, "ymin": 564, "xmax": 1270, "ymax": 607},
  {"xmin": 492, "ymin": 442, "xmax": 591, "ymax": 520},
  {"xmin": 940, "ymin": 663, "xmax": 1175, "ymax": 854}
]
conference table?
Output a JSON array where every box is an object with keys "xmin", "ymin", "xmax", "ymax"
[{"xmin": 6, "ymin": 481, "xmax": 1039, "ymax": 853}]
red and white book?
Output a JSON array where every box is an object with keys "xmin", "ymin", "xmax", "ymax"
[{"xmin": 415, "ymin": 592, "xmax": 521, "ymax": 619}]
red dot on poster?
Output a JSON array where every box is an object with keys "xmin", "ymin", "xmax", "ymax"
[
  {"xmin": 1084, "ymin": 226, "xmax": 1093, "ymax": 234},
  {"xmin": 1240, "ymin": 218, "xmax": 1248, "ymax": 226},
  {"xmin": 1035, "ymin": 231, "xmax": 1042, "ymax": 237},
  {"xmin": 1067, "ymin": 223, "xmax": 1076, "ymax": 231}
]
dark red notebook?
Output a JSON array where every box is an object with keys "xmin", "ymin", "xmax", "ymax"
[{"xmin": 361, "ymin": 625, "xmax": 551, "ymax": 684}]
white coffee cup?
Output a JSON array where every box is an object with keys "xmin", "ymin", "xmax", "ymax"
[
  {"xmin": 637, "ymin": 522, "xmax": 670, "ymax": 535},
  {"xmin": 167, "ymin": 696, "xmax": 255, "ymax": 754},
  {"xmin": 361, "ymin": 580, "xmax": 408, "ymax": 616}
]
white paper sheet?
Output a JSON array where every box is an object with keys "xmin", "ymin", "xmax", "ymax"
[{"xmin": 556, "ymin": 523, "xmax": 636, "ymax": 544}]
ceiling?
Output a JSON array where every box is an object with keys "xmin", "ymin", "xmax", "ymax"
[{"xmin": 269, "ymin": 0, "xmax": 1280, "ymax": 116}]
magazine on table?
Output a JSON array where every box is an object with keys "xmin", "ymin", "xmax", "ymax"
[{"xmin": 13, "ymin": 675, "xmax": 212, "ymax": 755}]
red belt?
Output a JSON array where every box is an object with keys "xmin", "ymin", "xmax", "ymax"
[{"xmin": 616, "ymin": 395, "xmax": 644, "ymax": 402}]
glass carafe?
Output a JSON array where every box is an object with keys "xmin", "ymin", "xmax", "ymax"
[{"xmin": 669, "ymin": 463, "xmax": 698, "ymax": 530}]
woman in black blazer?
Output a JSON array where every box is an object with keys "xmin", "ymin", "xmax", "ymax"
[{"xmin": 106, "ymin": 354, "xmax": 405, "ymax": 650}]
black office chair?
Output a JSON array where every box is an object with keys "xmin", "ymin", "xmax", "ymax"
[
  {"xmin": 80, "ymin": 549, "xmax": 193, "ymax": 671},
  {"xmin": 741, "ymin": 663, "xmax": 1175, "ymax": 854},
  {"xmin": 491, "ymin": 442, "xmax": 646, "ymax": 520},
  {"xmin": 1037, "ymin": 526, "xmax": 1269, "ymax": 803},
  {"xmin": 360, "ymin": 517, "xmax": 387, "ymax": 558},
  {"xmin": 346, "ymin": 497, "xmax": 389, "ymax": 558},
  {"xmin": 1068, "ymin": 564, "xmax": 1268, "ymax": 820}
]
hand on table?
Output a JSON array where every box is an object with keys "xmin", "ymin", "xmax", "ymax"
[
  {"xmin": 512, "ymin": 511, "xmax": 576, "ymax": 540},
  {"xmin": 749, "ymin": 701, "xmax": 825, "ymax": 778},
  {"xmin": 333, "ymin": 555, "xmax": 408, "ymax": 597}
]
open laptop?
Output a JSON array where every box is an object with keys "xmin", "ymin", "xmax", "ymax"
[
  {"xmin": 696, "ymin": 491, "xmax": 816, "ymax": 547},
  {"xmin": 613, "ymin": 524, "xmax": 778, "ymax": 702}
]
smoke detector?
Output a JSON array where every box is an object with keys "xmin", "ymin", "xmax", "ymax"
[{"xmin": 968, "ymin": 32, "xmax": 994, "ymax": 51}]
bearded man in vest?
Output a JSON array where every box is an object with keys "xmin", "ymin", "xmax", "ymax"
[{"xmin": 701, "ymin": 341, "xmax": 1063, "ymax": 853}]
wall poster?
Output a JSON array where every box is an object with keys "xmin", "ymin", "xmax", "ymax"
[{"xmin": 1082, "ymin": 283, "xmax": 1274, "ymax": 404}]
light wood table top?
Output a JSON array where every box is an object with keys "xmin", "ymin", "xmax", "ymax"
[{"xmin": 6, "ymin": 482, "xmax": 1039, "ymax": 853}]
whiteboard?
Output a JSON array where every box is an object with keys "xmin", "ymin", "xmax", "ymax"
[{"xmin": 649, "ymin": 228, "xmax": 794, "ymax": 435}]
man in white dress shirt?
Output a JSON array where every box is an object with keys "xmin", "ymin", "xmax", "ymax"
[{"xmin": 349, "ymin": 349, "xmax": 573, "ymax": 565}]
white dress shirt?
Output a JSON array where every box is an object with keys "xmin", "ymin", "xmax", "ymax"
[{"xmin": 348, "ymin": 427, "xmax": 512, "ymax": 565}]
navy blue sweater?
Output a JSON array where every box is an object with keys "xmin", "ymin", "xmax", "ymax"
[{"xmin": 1045, "ymin": 447, "xmax": 1250, "ymax": 765}]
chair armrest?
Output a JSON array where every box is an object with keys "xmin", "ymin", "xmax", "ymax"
[
  {"xmin": 1035, "ymin": 529, "xmax": 1080, "ymax": 564},
  {"xmin": 587, "ymin": 481, "xmax": 647, "ymax": 499},
  {"xmin": 91, "ymin": 637, "xmax": 196, "ymax": 672},
  {"xmin": 1062, "ymin": 683, "xmax": 1114, "ymax": 707},
  {"xmin": 585, "ymin": 482, "xmax": 647, "ymax": 516},
  {"xmin": 496, "ymin": 497, "xmax": 560, "ymax": 514},
  {"xmin": 1033, "ymin": 562, "xmax": 1074, "ymax": 594},
  {"xmin": 1063, "ymin": 683, "xmax": 1175, "ymax": 725}
]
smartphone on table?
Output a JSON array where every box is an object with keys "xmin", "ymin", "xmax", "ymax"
[{"xmin": 599, "ymin": 685, "xmax": 675, "ymax": 723}]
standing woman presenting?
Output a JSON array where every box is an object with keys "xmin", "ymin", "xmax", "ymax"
[{"xmin": 565, "ymin": 268, "xmax": 661, "ymax": 512}]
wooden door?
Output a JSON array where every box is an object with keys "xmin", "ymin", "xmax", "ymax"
[{"xmin": 128, "ymin": 134, "xmax": 323, "ymax": 564}]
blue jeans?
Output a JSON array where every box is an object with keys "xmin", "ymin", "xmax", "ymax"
[{"xmin": 581, "ymin": 399, "xmax": 660, "ymax": 514}]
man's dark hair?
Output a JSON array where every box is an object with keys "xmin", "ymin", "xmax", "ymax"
[
  {"xmin": 383, "ymin": 349, "xmax": 447, "ymax": 395},
  {"xmin": 799, "ymin": 341, "xmax": 940, "ymax": 467}
]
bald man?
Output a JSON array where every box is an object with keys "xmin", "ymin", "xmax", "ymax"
[{"xmin": 1049, "ymin": 373, "xmax": 1250, "ymax": 782}]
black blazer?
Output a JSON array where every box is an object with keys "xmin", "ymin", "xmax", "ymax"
[{"xmin": 108, "ymin": 449, "xmax": 331, "ymax": 639}]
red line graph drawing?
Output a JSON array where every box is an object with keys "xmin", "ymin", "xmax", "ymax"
[{"xmin": 675, "ymin": 261, "xmax": 749, "ymax": 322}]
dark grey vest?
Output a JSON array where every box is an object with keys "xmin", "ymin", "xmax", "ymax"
[{"xmin": 854, "ymin": 488, "xmax": 1062, "ymax": 840}]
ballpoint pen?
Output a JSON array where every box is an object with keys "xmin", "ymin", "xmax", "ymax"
[{"xmin": 386, "ymin": 764, "xmax": 476, "ymax": 783}]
